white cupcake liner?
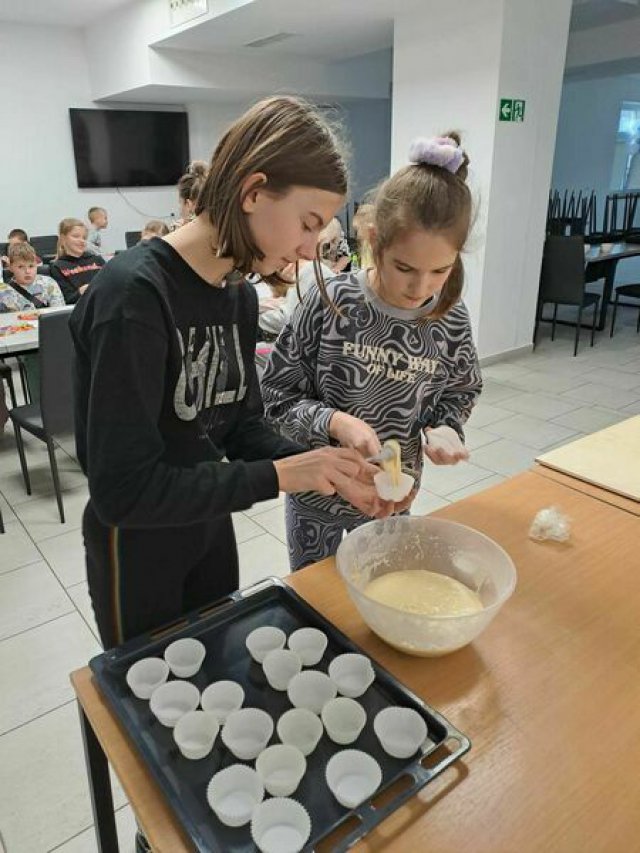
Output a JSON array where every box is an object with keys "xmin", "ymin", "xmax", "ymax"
[
  {"xmin": 221, "ymin": 708, "xmax": 274, "ymax": 760},
  {"xmin": 287, "ymin": 627, "xmax": 328, "ymax": 667},
  {"xmin": 373, "ymin": 707, "xmax": 429, "ymax": 759},
  {"xmin": 207, "ymin": 764, "xmax": 264, "ymax": 827},
  {"xmin": 321, "ymin": 697, "xmax": 366, "ymax": 746},
  {"xmin": 173, "ymin": 710, "xmax": 219, "ymax": 760},
  {"xmin": 200, "ymin": 680, "xmax": 245, "ymax": 722},
  {"xmin": 149, "ymin": 680, "xmax": 200, "ymax": 728},
  {"xmin": 374, "ymin": 470, "xmax": 414, "ymax": 501},
  {"xmin": 287, "ymin": 670, "xmax": 337, "ymax": 715},
  {"xmin": 328, "ymin": 654, "xmax": 375, "ymax": 699},
  {"xmin": 163, "ymin": 637, "xmax": 206, "ymax": 678},
  {"xmin": 250, "ymin": 797, "xmax": 311, "ymax": 853},
  {"xmin": 246, "ymin": 626, "xmax": 287, "ymax": 663},
  {"xmin": 325, "ymin": 749, "xmax": 382, "ymax": 809},
  {"xmin": 126, "ymin": 657, "xmax": 169, "ymax": 700},
  {"xmin": 276, "ymin": 708, "xmax": 324, "ymax": 757},
  {"xmin": 255, "ymin": 743, "xmax": 307, "ymax": 797},
  {"xmin": 263, "ymin": 649, "xmax": 302, "ymax": 691}
]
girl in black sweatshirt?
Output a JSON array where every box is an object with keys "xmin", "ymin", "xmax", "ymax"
[
  {"xmin": 50, "ymin": 218, "xmax": 105, "ymax": 304},
  {"xmin": 70, "ymin": 97, "xmax": 391, "ymax": 651}
]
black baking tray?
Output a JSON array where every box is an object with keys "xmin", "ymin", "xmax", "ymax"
[{"xmin": 90, "ymin": 577, "xmax": 471, "ymax": 851}]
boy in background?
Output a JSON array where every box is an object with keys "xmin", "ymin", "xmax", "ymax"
[{"xmin": 87, "ymin": 207, "xmax": 108, "ymax": 253}]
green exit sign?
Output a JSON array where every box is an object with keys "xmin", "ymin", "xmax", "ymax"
[{"xmin": 499, "ymin": 98, "xmax": 525, "ymax": 122}]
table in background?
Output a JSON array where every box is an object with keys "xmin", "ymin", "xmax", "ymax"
[
  {"xmin": 70, "ymin": 470, "xmax": 640, "ymax": 852},
  {"xmin": 584, "ymin": 241, "xmax": 640, "ymax": 329}
]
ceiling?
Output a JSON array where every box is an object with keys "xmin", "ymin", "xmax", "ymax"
[{"xmin": 0, "ymin": 0, "xmax": 135, "ymax": 27}]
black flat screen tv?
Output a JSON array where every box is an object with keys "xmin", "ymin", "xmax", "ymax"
[{"xmin": 69, "ymin": 108, "xmax": 189, "ymax": 188}]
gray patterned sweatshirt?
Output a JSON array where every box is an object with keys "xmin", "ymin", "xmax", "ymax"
[{"xmin": 262, "ymin": 270, "xmax": 482, "ymax": 510}]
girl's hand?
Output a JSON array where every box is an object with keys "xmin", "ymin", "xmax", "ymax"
[
  {"xmin": 329, "ymin": 412, "xmax": 381, "ymax": 459},
  {"xmin": 424, "ymin": 425, "xmax": 469, "ymax": 466},
  {"xmin": 273, "ymin": 448, "xmax": 392, "ymax": 518},
  {"xmin": 78, "ymin": 284, "xmax": 90, "ymax": 295}
]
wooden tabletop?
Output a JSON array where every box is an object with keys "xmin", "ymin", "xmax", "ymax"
[{"xmin": 71, "ymin": 470, "xmax": 640, "ymax": 852}]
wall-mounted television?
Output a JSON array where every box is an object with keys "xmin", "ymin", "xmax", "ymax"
[{"xmin": 69, "ymin": 108, "xmax": 189, "ymax": 188}]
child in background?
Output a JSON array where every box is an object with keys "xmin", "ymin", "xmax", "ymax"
[
  {"xmin": 0, "ymin": 242, "xmax": 64, "ymax": 311},
  {"xmin": 352, "ymin": 203, "xmax": 374, "ymax": 269},
  {"xmin": 262, "ymin": 133, "xmax": 482, "ymax": 571},
  {"xmin": 320, "ymin": 217, "xmax": 350, "ymax": 273},
  {"xmin": 1, "ymin": 228, "xmax": 31, "ymax": 269},
  {"xmin": 87, "ymin": 207, "xmax": 108, "ymax": 253},
  {"xmin": 174, "ymin": 160, "xmax": 208, "ymax": 228},
  {"xmin": 49, "ymin": 218, "xmax": 105, "ymax": 304},
  {"xmin": 140, "ymin": 219, "xmax": 170, "ymax": 241}
]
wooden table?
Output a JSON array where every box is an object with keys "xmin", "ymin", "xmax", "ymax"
[
  {"xmin": 70, "ymin": 470, "xmax": 640, "ymax": 852},
  {"xmin": 584, "ymin": 242, "xmax": 640, "ymax": 329}
]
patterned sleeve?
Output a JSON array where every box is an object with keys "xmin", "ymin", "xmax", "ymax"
[
  {"xmin": 426, "ymin": 306, "xmax": 483, "ymax": 440},
  {"xmin": 42, "ymin": 276, "xmax": 66, "ymax": 308},
  {"xmin": 261, "ymin": 290, "xmax": 336, "ymax": 449}
]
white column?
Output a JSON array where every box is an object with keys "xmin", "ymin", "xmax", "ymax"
[{"xmin": 392, "ymin": 0, "xmax": 572, "ymax": 358}]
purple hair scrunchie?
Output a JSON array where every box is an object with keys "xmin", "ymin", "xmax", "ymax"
[{"xmin": 408, "ymin": 136, "xmax": 464, "ymax": 174}]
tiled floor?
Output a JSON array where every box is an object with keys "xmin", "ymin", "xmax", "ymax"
[{"xmin": 0, "ymin": 307, "xmax": 638, "ymax": 852}]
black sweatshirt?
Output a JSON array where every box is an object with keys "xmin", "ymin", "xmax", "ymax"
[
  {"xmin": 70, "ymin": 238, "xmax": 301, "ymax": 529},
  {"xmin": 50, "ymin": 252, "xmax": 106, "ymax": 304}
]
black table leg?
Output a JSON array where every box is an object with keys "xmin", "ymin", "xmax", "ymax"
[
  {"xmin": 77, "ymin": 701, "xmax": 119, "ymax": 853},
  {"xmin": 598, "ymin": 258, "xmax": 620, "ymax": 330}
]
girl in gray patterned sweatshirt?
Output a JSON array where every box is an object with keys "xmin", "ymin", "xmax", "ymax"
[{"xmin": 262, "ymin": 133, "xmax": 482, "ymax": 571}]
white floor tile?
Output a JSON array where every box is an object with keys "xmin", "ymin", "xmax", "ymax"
[
  {"xmin": 482, "ymin": 362, "xmax": 533, "ymax": 383},
  {"xmin": 0, "ymin": 489, "xmax": 17, "ymax": 523},
  {"xmin": 0, "ymin": 521, "xmax": 42, "ymax": 574},
  {"xmin": 12, "ymin": 484, "xmax": 89, "ymax": 542},
  {"xmin": 551, "ymin": 406, "xmax": 627, "ymax": 433},
  {"xmin": 66, "ymin": 581, "xmax": 100, "ymax": 643},
  {"xmin": 410, "ymin": 489, "xmax": 450, "ymax": 515},
  {"xmin": 466, "ymin": 402, "xmax": 514, "ymax": 428},
  {"xmin": 484, "ymin": 414, "xmax": 578, "ymax": 450},
  {"xmin": 52, "ymin": 804, "xmax": 137, "ymax": 853},
  {"xmin": 446, "ymin": 474, "xmax": 507, "ymax": 503},
  {"xmin": 463, "ymin": 425, "xmax": 501, "ymax": 450},
  {"xmin": 0, "ymin": 612, "xmax": 101, "ymax": 734},
  {"xmin": 232, "ymin": 512, "xmax": 265, "ymax": 544},
  {"xmin": 620, "ymin": 400, "xmax": 640, "ymax": 415},
  {"xmin": 38, "ymin": 529, "xmax": 87, "ymax": 587},
  {"xmin": 238, "ymin": 533, "xmax": 290, "ymax": 588},
  {"xmin": 251, "ymin": 503, "xmax": 288, "ymax": 544},
  {"xmin": 579, "ymin": 366, "xmax": 640, "ymax": 391},
  {"xmin": 468, "ymin": 438, "xmax": 539, "ymax": 478},
  {"xmin": 476, "ymin": 379, "xmax": 522, "ymax": 405},
  {"xmin": 420, "ymin": 460, "xmax": 494, "ymax": 497},
  {"xmin": 0, "ymin": 450, "xmax": 86, "ymax": 507},
  {"xmin": 244, "ymin": 493, "xmax": 285, "ymax": 517},
  {"xmin": 500, "ymin": 391, "xmax": 580, "ymax": 420},
  {"xmin": 619, "ymin": 356, "xmax": 640, "ymax": 372},
  {"xmin": 0, "ymin": 702, "xmax": 125, "ymax": 853},
  {"xmin": 562, "ymin": 382, "xmax": 640, "ymax": 410},
  {"xmin": 0, "ymin": 561, "xmax": 73, "ymax": 642}
]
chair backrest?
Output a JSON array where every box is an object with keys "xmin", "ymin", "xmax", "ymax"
[
  {"xmin": 39, "ymin": 307, "xmax": 75, "ymax": 436},
  {"xmin": 125, "ymin": 231, "xmax": 141, "ymax": 248},
  {"xmin": 30, "ymin": 235, "xmax": 59, "ymax": 257},
  {"xmin": 0, "ymin": 241, "xmax": 7, "ymax": 256},
  {"xmin": 539, "ymin": 235, "xmax": 586, "ymax": 304}
]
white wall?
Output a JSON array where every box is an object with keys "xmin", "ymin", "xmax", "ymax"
[{"xmin": 0, "ymin": 22, "xmax": 178, "ymax": 252}]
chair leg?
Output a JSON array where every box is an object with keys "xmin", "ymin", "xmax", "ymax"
[
  {"xmin": 46, "ymin": 438, "xmax": 65, "ymax": 524},
  {"xmin": 533, "ymin": 301, "xmax": 542, "ymax": 349},
  {"xmin": 551, "ymin": 303, "xmax": 558, "ymax": 341},
  {"xmin": 13, "ymin": 424, "xmax": 31, "ymax": 495},
  {"xmin": 574, "ymin": 305, "xmax": 583, "ymax": 356},
  {"xmin": 3, "ymin": 368, "xmax": 17, "ymax": 408},
  {"xmin": 637, "ymin": 306, "xmax": 640, "ymax": 334},
  {"xmin": 17, "ymin": 359, "xmax": 31, "ymax": 404},
  {"xmin": 0, "ymin": 505, "xmax": 4, "ymax": 534},
  {"xmin": 610, "ymin": 293, "xmax": 619, "ymax": 338},
  {"xmin": 591, "ymin": 299, "xmax": 599, "ymax": 347}
]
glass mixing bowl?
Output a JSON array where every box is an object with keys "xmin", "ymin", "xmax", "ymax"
[{"xmin": 335, "ymin": 516, "xmax": 517, "ymax": 656}]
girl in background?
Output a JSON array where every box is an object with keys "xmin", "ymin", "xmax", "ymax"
[
  {"xmin": 262, "ymin": 133, "xmax": 482, "ymax": 571},
  {"xmin": 49, "ymin": 218, "xmax": 105, "ymax": 304}
]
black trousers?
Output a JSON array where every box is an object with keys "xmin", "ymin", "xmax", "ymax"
[{"xmin": 83, "ymin": 502, "xmax": 239, "ymax": 649}]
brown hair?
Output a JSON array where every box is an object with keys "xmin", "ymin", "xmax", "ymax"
[
  {"xmin": 87, "ymin": 206, "xmax": 106, "ymax": 222},
  {"xmin": 8, "ymin": 242, "xmax": 37, "ymax": 265},
  {"xmin": 177, "ymin": 160, "xmax": 208, "ymax": 205},
  {"xmin": 371, "ymin": 131, "xmax": 472, "ymax": 319},
  {"xmin": 142, "ymin": 219, "xmax": 170, "ymax": 238},
  {"xmin": 56, "ymin": 218, "xmax": 87, "ymax": 258},
  {"xmin": 8, "ymin": 228, "xmax": 28, "ymax": 242},
  {"xmin": 195, "ymin": 95, "xmax": 348, "ymax": 291}
]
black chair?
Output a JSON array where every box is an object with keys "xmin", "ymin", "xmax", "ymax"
[
  {"xmin": 610, "ymin": 283, "xmax": 640, "ymax": 337},
  {"xmin": 0, "ymin": 360, "xmax": 17, "ymax": 408},
  {"xmin": 534, "ymin": 235, "xmax": 600, "ymax": 357},
  {"xmin": 125, "ymin": 231, "xmax": 141, "ymax": 248},
  {"xmin": 30, "ymin": 235, "xmax": 58, "ymax": 259},
  {"xmin": 8, "ymin": 307, "xmax": 76, "ymax": 522}
]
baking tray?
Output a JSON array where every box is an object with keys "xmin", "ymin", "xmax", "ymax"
[{"xmin": 90, "ymin": 577, "xmax": 471, "ymax": 851}]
